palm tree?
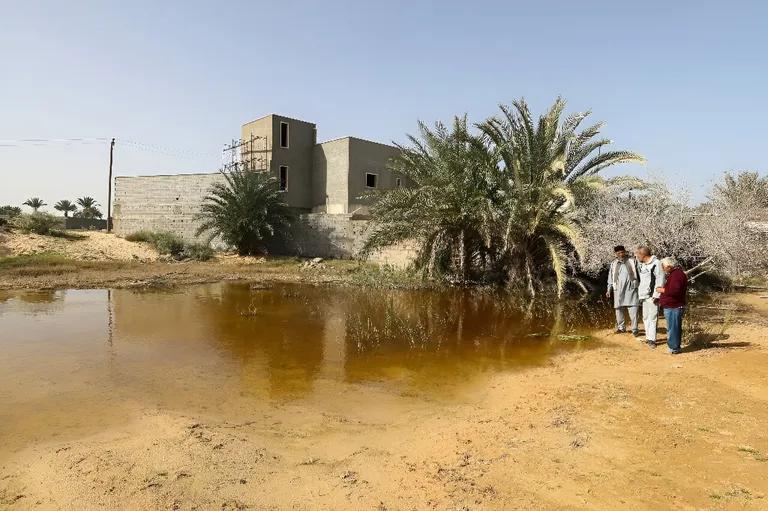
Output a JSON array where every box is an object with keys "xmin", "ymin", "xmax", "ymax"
[
  {"xmin": 23, "ymin": 197, "xmax": 46, "ymax": 212},
  {"xmin": 362, "ymin": 116, "xmax": 501, "ymax": 281},
  {"xmin": 0, "ymin": 205, "xmax": 22, "ymax": 218},
  {"xmin": 196, "ymin": 169, "xmax": 292, "ymax": 255},
  {"xmin": 75, "ymin": 196, "xmax": 102, "ymax": 218},
  {"xmin": 76, "ymin": 196, "xmax": 98, "ymax": 209},
  {"xmin": 478, "ymin": 97, "xmax": 644, "ymax": 296},
  {"xmin": 54, "ymin": 200, "xmax": 77, "ymax": 218}
]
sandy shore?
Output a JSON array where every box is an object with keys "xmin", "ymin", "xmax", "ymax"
[{"xmin": 1, "ymin": 292, "xmax": 766, "ymax": 510}]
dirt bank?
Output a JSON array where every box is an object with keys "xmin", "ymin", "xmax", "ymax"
[
  {"xmin": 0, "ymin": 231, "xmax": 375, "ymax": 290},
  {"xmin": 1, "ymin": 293, "xmax": 766, "ymax": 510},
  {"xmin": 0, "ymin": 230, "xmax": 158, "ymax": 262},
  {"xmin": 0, "ymin": 257, "xmax": 350, "ymax": 290}
]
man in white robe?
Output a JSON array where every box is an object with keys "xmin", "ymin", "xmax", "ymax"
[
  {"xmin": 634, "ymin": 245, "xmax": 666, "ymax": 348},
  {"xmin": 606, "ymin": 245, "xmax": 640, "ymax": 335}
]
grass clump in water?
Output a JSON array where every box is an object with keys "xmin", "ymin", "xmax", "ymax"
[
  {"xmin": 557, "ymin": 334, "xmax": 591, "ymax": 342},
  {"xmin": 341, "ymin": 262, "xmax": 428, "ymax": 289}
]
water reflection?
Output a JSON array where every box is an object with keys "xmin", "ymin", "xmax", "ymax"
[{"xmin": 0, "ymin": 283, "xmax": 611, "ymax": 457}]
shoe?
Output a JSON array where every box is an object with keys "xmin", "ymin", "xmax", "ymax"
[
  {"xmin": 615, "ymin": 328, "xmax": 626, "ymax": 334},
  {"xmin": 668, "ymin": 348, "xmax": 681, "ymax": 355},
  {"xmin": 632, "ymin": 330, "xmax": 640, "ymax": 337},
  {"xmin": 646, "ymin": 340, "xmax": 656, "ymax": 349}
]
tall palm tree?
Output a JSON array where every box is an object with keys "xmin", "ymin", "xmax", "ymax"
[
  {"xmin": 362, "ymin": 116, "xmax": 501, "ymax": 280},
  {"xmin": 75, "ymin": 196, "xmax": 102, "ymax": 218},
  {"xmin": 76, "ymin": 196, "xmax": 99, "ymax": 209},
  {"xmin": 478, "ymin": 97, "xmax": 644, "ymax": 296},
  {"xmin": 196, "ymin": 169, "xmax": 292, "ymax": 256},
  {"xmin": 23, "ymin": 197, "xmax": 46, "ymax": 212},
  {"xmin": 54, "ymin": 200, "xmax": 77, "ymax": 218}
]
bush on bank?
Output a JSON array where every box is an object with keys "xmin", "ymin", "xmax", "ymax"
[
  {"xmin": 11, "ymin": 212, "xmax": 64, "ymax": 236},
  {"xmin": 125, "ymin": 230, "xmax": 213, "ymax": 261}
]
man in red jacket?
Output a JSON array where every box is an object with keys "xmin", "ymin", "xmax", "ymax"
[{"xmin": 655, "ymin": 257, "xmax": 688, "ymax": 354}]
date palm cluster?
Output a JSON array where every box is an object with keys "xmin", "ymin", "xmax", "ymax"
[
  {"xmin": 196, "ymin": 170, "xmax": 292, "ymax": 256},
  {"xmin": 363, "ymin": 97, "xmax": 644, "ymax": 296},
  {"xmin": 22, "ymin": 196, "xmax": 102, "ymax": 218}
]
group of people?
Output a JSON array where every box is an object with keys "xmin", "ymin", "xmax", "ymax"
[{"xmin": 606, "ymin": 245, "xmax": 689, "ymax": 354}]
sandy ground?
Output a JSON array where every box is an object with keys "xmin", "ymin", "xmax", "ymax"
[
  {"xmin": 1, "ymin": 293, "xmax": 766, "ymax": 510},
  {"xmin": 0, "ymin": 231, "xmax": 157, "ymax": 262}
]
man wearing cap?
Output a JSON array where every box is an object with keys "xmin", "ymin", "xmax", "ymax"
[{"xmin": 606, "ymin": 245, "xmax": 641, "ymax": 335}]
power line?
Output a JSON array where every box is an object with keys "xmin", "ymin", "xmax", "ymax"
[
  {"xmin": 119, "ymin": 139, "xmax": 219, "ymax": 161},
  {"xmin": 0, "ymin": 137, "xmax": 221, "ymax": 162},
  {"xmin": 0, "ymin": 137, "xmax": 111, "ymax": 147}
]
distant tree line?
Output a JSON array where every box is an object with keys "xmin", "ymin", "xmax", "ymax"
[{"xmin": 1, "ymin": 196, "xmax": 105, "ymax": 235}]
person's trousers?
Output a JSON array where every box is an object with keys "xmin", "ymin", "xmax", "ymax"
[
  {"xmin": 663, "ymin": 306, "xmax": 685, "ymax": 352},
  {"xmin": 615, "ymin": 306, "xmax": 639, "ymax": 332},
  {"xmin": 641, "ymin": 298, "xmax": 659, "ymax": 341}
]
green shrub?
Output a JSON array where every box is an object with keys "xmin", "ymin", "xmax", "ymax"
[
  {"xmin": 124, "ymin": 230, "xmax": 214, "ymax": 261},
  {"xmin": 182, "ymin": 242, "xmax": 214, "ymax": 261},
  {"xmin": 124, "ymin": 230, "xmax": 154, "ymax": 242},
  {"xmin": 0, "ymin": 205, "xmax": 22, "ymax": 218},
  {"xmin": 11, "ymin": 212, "xmax": 63, "ymax": 235},
  {"xmin": 151, "ymin": 231, "xmax": 185, "ymax": 257}
]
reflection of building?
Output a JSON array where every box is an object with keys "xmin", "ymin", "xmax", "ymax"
[{"xmin": 111, "ymin": 284, "xmax": 327, "ymax": 399}]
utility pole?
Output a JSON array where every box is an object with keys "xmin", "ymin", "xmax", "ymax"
[{"xmin": 106, "ymin": 137, "xmax": 115, "ymax": 232}]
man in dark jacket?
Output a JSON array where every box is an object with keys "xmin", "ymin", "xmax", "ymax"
[{"xmin": 656, "ymin": 257, "xmax": 688, "ymax": 354}]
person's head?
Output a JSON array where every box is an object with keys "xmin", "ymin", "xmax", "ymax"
[
  {"xmin": 613, "ymin": 245, "xmax": 627, "ymax": 260},
  {"xmin": 660, "ymin": 256, "xmax": 678, "ymax": 274},
  {"xmin": 635, "ymin": 245, "xmax": 651, "ymax": 263}
]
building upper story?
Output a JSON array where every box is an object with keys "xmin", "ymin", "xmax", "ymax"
[{"xmin": 240, "ymin": 114, "xmax": 403, "ymax": 214}]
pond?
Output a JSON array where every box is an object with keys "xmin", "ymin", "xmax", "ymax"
[{"xmin": 0, "ymin": 283, "xmax": 611, "ymax": 459}]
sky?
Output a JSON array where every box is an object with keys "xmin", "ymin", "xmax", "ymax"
[{"xmin": 1, "ymin": 0, "xmax": 767, "ymax": 212}]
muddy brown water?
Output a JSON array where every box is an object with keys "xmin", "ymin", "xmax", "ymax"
[{"xmin": 0, "ymin": 283, "xmax": 611, "ymax": 460}]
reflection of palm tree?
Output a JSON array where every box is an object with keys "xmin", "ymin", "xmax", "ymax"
[{"xmin": 203, "ymin": 284, "xmax": 325, "ymax": 398}]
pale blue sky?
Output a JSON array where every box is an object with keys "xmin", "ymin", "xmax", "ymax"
[{"xmin": 1, "ymin": 0, "xmax": 766, "ymax": 210}]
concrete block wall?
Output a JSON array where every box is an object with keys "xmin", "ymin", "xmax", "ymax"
[
  {"xmin": 113, "ymin": 174, "xmax": 417, "ymax": 268},
  {"xmin": 272, "ymin": 213, "xmax": 417, "ymax": 268},
  {"xmin": 113, "ymin": 173, "xmax": 224, "ymax": 241}
]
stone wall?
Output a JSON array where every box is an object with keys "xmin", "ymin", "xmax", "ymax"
[
  {"xmin": 113, "ymin": 174, "xmax": 417, "ymax": 268},
  {"xmin": 271, "ymin": 213, "xmax": 417, "ymax": 268},
  {"xmin": 113, "ymin": 173, "xmax": 224, "ymax": 241}
]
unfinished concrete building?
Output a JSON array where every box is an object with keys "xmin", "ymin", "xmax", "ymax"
[
  {"xmin": 113, "ymin": 114, "xmax": 414, "ymax": 264},
  {"xmin": 239, "ymin": 114, "xmax": 402, "ymax": 214}
]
